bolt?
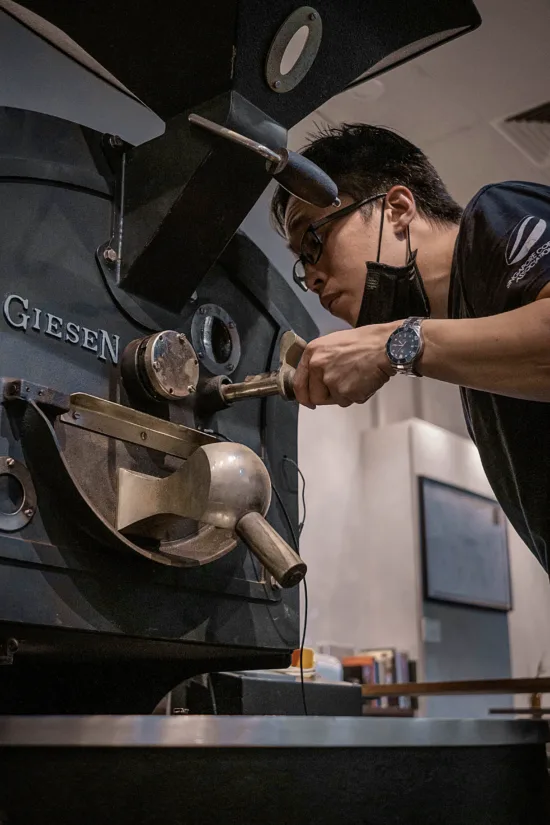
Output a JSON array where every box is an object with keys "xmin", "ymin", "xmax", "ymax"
[
  {"xmin": 153, "ymin": 361, "xmax": 160, "ymax": 371},
  {"xmin": 168, "ymin": 387, "xmax": 174, "ymax": 395},
  {"xmin": 193, "ymin": 358, "xmax": 198, "ymax": 366},
  {"xmin": 159, "ymin": 335, "xmax": 163, "ymax": 342},
  {"xmin": 24, "ymin": 508, "xmax": 33, "ymax": 518},
  {"xmin": 7, "ymin": 638, "xmax": 18, "ymax": 653},
  {"xmin": 38, "ymin": 389, "xmax": 44, "ymax": 396},
  {"xmin": 272, "ymin": 80, "xmax": 281, "ymax": 89},
  {"xmin": 103, "ymin": 247, "xmax": 117, "ymax": 263},
  {"xmin": 25, "ymin": 386, "xmax": 30, "ymax": 393},
  {"xmin": 109, "ymin": 134, "xmax": 124, "ymax": 149},
  {"xmin": 140, "ymin": 431, "xmax": 147, "ymax": 441},
  {"xmin": 197, "ymin": 350, "xmax": 205, "ymax": 359},
  {"xmin": 270, "ymin": 576, "xmax": 281, "ymax": 590},
  {"xmin": 187, "ymin": 384, "xmax": 196, "ymax": 394},
  {"xmin": 199, "ymin": 306, "xmax": 207, "ymax": 315},
  {"xmin": 6, "ymin": 458, "xmax": 14, "ymax": 468},
  {"xmin": 72, "ymin": 411, "xmax": 80, "ymax": 420},
  {"xmin": 226, "ymin": 363, "xmax": 234, "ymax": 371},
  {"xmin": 178, "ymin": 333, "xmax": 187, "ymax": 343},
  {"xmin": 228, "ymin": 321, "xmax": 235, "ymax": 329},
  {"xmin": 309, "ymin": 11, "xmax": 317, "ymax": 20}
]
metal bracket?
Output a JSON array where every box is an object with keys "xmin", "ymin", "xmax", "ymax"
[
  {"xmin": 0, "ymin": 638, "xmax": 18, "ymax": 666},
  {"xmin": 60, "ymin": 393, "xmax": 216, "ymax": 459},
  {"xmin": 3, "ymin": 378, "xmax": 70, "ymax": 413}
]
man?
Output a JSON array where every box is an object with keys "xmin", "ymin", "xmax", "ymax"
[{"xmin": 271, "ymin": 124, "xmax": 550, "ymax": 573}]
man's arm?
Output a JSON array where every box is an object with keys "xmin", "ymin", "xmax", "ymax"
[
  {"xmin": 293, "ymin": 287, "xmax": 550, "ymax": 408},
  {"xmin": 419, "ymin": 287, "xmax": 550, "ymax": 402}
]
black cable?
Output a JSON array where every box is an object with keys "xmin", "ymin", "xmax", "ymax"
[
  {"xmin": 283, "ymin": 455, "xmax": 306, "ymax": 536},
  {"xmin": 270, "ymin": 484, "xmax": 308, "ymax": 716},
  {"xmin": 205, "ymin": 428, "xmax": 309, "ymax": 715}
]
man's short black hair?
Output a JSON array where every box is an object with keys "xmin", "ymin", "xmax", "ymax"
[{"xmin": 271, "ymin": 123, "xmax": 463, "ymax": 235}]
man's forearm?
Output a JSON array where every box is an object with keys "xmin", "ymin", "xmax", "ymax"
[{"xmin": 418, "ymin": 299, "xmax": 550, "ymax": 401}]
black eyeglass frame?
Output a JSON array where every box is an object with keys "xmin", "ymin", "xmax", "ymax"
[{"xmin": 292, "ymin": 192, "xmax": 387, "ymax": 292}]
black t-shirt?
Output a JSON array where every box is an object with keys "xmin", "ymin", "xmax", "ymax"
[{"xmin": 449, "ymin": 180, "xmax": 550, "ymax": 572}]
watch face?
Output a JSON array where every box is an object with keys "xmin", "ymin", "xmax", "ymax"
[{"xmin": 387, "ymin": 328, "xmax": 420, "ymax": 365}]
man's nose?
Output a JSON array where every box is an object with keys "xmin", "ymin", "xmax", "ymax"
[{"xmin": 305, "ymin": 264, "xmax": 327, "ymax": 294}]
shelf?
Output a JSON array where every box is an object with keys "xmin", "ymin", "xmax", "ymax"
[
  {"xmin": 362, "ymin": 707, "xmax": 415, "ymax": 718},
  {"xmin": 361, "ymin": 677, "xmax": 550, "ymax": 698}
]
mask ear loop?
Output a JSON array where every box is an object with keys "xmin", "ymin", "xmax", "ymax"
[
  {"xmin": 405, "ymin": 225, "xmax": 413, "ymax": 264},
  {"xmin": 376, "ymin": 196, "xmax": 386, "ymax": 263}
]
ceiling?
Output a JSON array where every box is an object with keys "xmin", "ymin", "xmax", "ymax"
[{"xmin": 248, "ymin": 0, "xmax": 550, "ymax": 333}]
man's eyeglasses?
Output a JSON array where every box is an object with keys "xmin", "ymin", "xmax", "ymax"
[{"xmin": 292, "ymin": 192, "xmax": 387, "ymax": 292}]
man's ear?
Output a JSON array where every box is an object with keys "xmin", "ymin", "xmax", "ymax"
[{"xmin": 385, "ymin": 185, "xmax": 417, "ymax": 235}]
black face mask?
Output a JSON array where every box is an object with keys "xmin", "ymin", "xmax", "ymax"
[{"xmin": 355, "ymin": 204, "xmax": 431, "ymax": 328}]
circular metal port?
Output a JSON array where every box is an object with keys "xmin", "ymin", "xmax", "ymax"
[
  {"xmin": 0, "ymin": 456, "xmax": 36, "ymax": 532},
  {"xmin": 191, "ymin": 304, "xmax": 241, "ymax": 376}
]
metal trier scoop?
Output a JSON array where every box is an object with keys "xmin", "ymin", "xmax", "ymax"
[
  {"xmin": 116, "ymin": 441, "xmax": 306, "ymax": 588},
  {"xmin": 198, "ymin": 330, "xmax": 307, "ymax": 413}
]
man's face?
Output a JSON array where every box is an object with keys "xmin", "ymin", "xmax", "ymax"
[{"xmin": 285, "ymin": 193, "xmax": 409, "ymax": 327}]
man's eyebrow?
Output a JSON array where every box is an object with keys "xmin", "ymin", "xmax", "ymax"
[{"xmin": 286, "ymin": 212, "xmax": 308, "ymax": 237}]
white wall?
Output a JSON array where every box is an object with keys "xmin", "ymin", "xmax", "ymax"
[
  {"xmin": 508, "ymin": 530, "xmax": 550, "ymax": 706},
  {"xmin": 298, "ymin": 387, "xmax": 550, "ymax": 701}
]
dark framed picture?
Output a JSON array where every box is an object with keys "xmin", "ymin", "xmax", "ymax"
[{"xmin": 419, "ymin": 477, "xmax": 512, "ymax": 612}]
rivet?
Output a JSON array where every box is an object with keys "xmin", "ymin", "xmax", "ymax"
[
  {"xmin": 187, "ymin": 384, "xmax": 196, "ymax": 394},
  {"xmin": 140, "ymin": 431, "xmax": 147, "ymax": 441},
  {"xmin": 272, "ymin": 80, "xmax": 281, "ymax": 89},
  {"xmin": 72, "ymin": 411, "xmax": 80, "ymax": 420},
  {"xmin": 24, "ymin": 508, "xmax": 33, "ymax": 518},
  {"xmin": 178, "ymin": 334, "xmax": 186, "ymax": 343},
  {"xmin": 6, "ymin": 458, "xmax": 14, "ymax": 468},
  {"xmin": 226, "ymin": 363, "xmax": 234, "ymax": 371},
  {"xmin": 199, "ymin": 306, "xmax": 207, "ymax": 315},
  {"xmin": 197, "ymin": 350, "xmax": 205, "ymax": 359},
  {"xmin": 309, "ymin": 11, "xmax": 317, "ymax": 20},
  {"xmin": 153, "ymin": 361, "xmax": 160, "ymax": 371},
  {"xmin": 228, "ymin": 321, "xmax": 236, "ymax": 329},
  {"xmin": 168, "ymin": 388, "xmax": 174, "ymax": 394}
]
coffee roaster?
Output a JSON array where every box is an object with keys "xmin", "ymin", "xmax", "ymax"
[{"xmin": 0, "ymin": 0, "xmax": 481, "ymax": 715}]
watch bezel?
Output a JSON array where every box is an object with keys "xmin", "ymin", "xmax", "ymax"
[{"xmin": 385, "ymin": 325, "xmax": 422, "ymax": 367}]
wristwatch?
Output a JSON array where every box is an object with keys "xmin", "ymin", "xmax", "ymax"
[{"xmin": 385, "ymin": 317, "xmax": 426, "ymax": 376}]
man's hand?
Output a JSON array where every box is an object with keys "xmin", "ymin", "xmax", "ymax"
[{"xmin": 293, "ymin": 323, "xmax": 399, "ymax": 408}]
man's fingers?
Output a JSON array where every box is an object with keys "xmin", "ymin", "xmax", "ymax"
[
  {"xmin": 308, "ymin": 361, "xmax": 332, "ymax": 406},
  {"xmin": 293, "ymin": 353, "xmax": 315, "ymax": 409}
]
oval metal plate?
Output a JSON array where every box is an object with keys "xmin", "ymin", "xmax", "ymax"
[{"xmin": 266, "ymin": 6, "xmax": 322, "ymax": 94}]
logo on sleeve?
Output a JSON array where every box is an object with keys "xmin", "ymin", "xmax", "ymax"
[
  {"xmin": 505, "ymin": 216, "xmax": 547, "ymax": 265},
  {"xmin": 506, "ymin": 215, "xmax": 550, "ymax": 288}
]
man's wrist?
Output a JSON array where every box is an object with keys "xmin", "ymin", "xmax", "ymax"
[{"xmin": 415, "ymin": 318, "xmax": 435, "ymax": 377}]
